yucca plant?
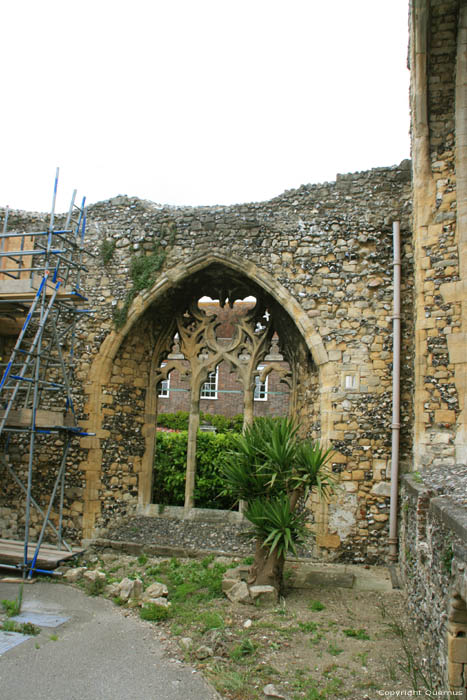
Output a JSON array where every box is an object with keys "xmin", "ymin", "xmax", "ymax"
[{"xmin": 222, "ymin": 417, "xmax": 334, "ymax": 594}]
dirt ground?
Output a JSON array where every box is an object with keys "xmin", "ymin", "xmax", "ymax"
[
  {"xmin": 82, "ymin": 551, "xmax": 431, "ymax": 700},
  {"xmin": 159, "ymin": 584, "xmax": 424, "ymax": 699}
]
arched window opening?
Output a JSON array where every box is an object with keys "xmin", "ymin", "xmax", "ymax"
[{"xmin": 149, "ymin": 263, "xmax": 311, "ymax": 514}]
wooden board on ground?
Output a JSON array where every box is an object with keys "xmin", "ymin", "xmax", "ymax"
[
  {"xmin": 0, "ymin": 539, "xmax": 83, "ymax": 570},
  {"xmin": 0, "ymin": 577, "xmax": 37, "ymax": 584}
]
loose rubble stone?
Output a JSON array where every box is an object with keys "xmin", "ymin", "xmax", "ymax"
[
  {"xmin": 225, "ymin": 581, "xmax": 251, "ymax": 604},
  {"xmin": 118, "ymin": 577, "xmax": 143, "ymax": 601},
  {"xmin": 105, "ymin": 582, "xmax": 120, "ymax": 597},
  {"xmin": 195, "ymin": 645, "xmax": 213, "ymax": 660},
  {"xmin": 143, "ymin": 581, "xmax": 168, "ymax": 599},
  {"xmin": 179, "ymin": 637, "xmax": 193, "ymax": 651},
  {"xmin": 263, "ymin": 683, "xmax": 286, "ymax": 698},
  {"xmin": 83, "ymin": 570, "xmax": 106, "ymax": 584},
  {"xmin": 249, "ymin": 585, "xmax": 278, "ymax": 604},
  {"xmin": 64, "ymin": 567, "xmax": 87, "ymax": 583},
  {"xmin": 144, "ymin": 597, "xmax": 170, "ymax": 608}
]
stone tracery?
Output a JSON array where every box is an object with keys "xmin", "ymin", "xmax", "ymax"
[{"xmin": 153, "ymin": 292, "xmax": 293, "ymax": 511}]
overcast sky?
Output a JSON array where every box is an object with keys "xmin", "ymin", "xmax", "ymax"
[{"xmin": 2, "ymin": 0, "xmax": 410, "ymax": 214}]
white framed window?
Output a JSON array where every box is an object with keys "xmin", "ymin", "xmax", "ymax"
[
  {"xmin": 342, "ymin": 372, "xmax": 359, "ymax": 392},
  {"xmin": 158, "ymin": 364, "xmax": 170, "ymax": 398},
  {"xmin": 254, "ymin": 366, "xmax": 268, "ymax": 401},
  {"xmin": 200, "ymin": 368, "xmax": 218, "ymax": 399}
]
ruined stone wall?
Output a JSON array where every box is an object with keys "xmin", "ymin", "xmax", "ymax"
[
  {"xmin": 0, "ymin": 161, "xmax": 412, "ymax": 562},
  {"xmin": 400, "ymin": 1, "xmax": 467, "ymax": 687},
  {"xmin": 399, "ymin": 471, "xmax": 467, "ymax": 691},
  {"xmin": 411, "ymin": 0, "xmax": 466, "ymax": 468}
]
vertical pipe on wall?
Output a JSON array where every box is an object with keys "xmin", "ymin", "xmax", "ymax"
[{"xmin": 389, "ymin": 221, "xmax": 401, "ymax": 561}]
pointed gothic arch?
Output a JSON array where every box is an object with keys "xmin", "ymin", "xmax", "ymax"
[{"xmin": 81, "ymin": 254, "xmax": 333, "ymax": 538}]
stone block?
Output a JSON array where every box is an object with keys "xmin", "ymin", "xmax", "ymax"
[
  {"xmin": 249, "ymin": 585, "xmax": 278, "ymax": 604},
  {"xmin": 222, "ymin": 578, "xmax": 238, "ymax": 594},
  {"xmin": 118, "ymin": 577, "xmax": 143, "ymax": 601},
  {"xmin": 64, "ymin": 566, "xmax": 87, "ymax": 583},
  {"xmin": 434, "ymin": 410, "xmax": 456, "ymax": 424},
  {"xmin": 448, "ymin": 634, "xmax": 467, "ymax": 664},
  {"xmin": 225, "ymin": 581, "xmax": 251, "ymax": 604},
  {"xmin": 83, "ymin": 569, "xmax": 106, "ymax": 584},
  {"xmin": 448, "ymin": 661, "xmax": 464, "ymax": 687},
  {"xmin": 316, "ymin": 533, "xmax": 341, "ymax": 549},
  {"xmin": 145, "ymin": 597, "xmax": 170, "ymax": 607},
  {"xmin": 295, "ymin": 567, "xmax": 355, "ymax": 589},
  {"xmin": 144, "ymin": 582, "xmax": 168, "ymax": 599},
  {"xmin": 447, "ymin": 333, "xmax": 467, "ymax": 364},
  {"xmin": 371, "ymin": 482, "xmax": 392, "ymax": 497}
]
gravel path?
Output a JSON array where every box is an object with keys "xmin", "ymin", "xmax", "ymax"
[
  {"xmin": 418, "ymin": 463, "xmax": 467, "ymax": 507},
  {"xmin": 102, "ymin": 515, "xmax": 316, "ymax": 558}
]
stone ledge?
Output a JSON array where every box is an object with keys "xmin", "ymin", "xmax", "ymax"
[
  {"xmin": 137, "ymin": 504, "xmax": 246, "ymax": 524},
  {"xmin": 430, "ymin": 497, "xmax": 467, "ymax": 552},
  {"xmin": 402, "ymin": 473, "xmax": 434, "ymax": 499}
]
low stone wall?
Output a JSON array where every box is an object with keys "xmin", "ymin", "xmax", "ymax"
[{"xmin": 399, "ymin": 469, "xmax": 467, "ymax": 691}]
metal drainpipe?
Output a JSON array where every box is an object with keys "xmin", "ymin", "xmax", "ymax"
[{"xmin": 389, "ymin": 221, "xmax": 401, "ymax": 561}]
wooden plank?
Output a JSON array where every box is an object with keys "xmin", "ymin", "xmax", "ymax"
[
  {"xmin": 0, "ymin": 316, "xmax": 25, "ymax": 335},
  {"xmin": 0, "ymin": 277, "xmax": 82, "ymax": 302},
  {"xmin": 0, "ymin": 539, "xmax": 83, "ymax": 569},
  {"xmin": 0, "ymin": 235, "xmax": 34, "ymax": 280},
  {"xmin": 0, "ymin": 539, "xmax": 82, "ymax": 555},
  {"xmin": 0, "ymin": 409, "xmax": 65, "ymax": 428}
]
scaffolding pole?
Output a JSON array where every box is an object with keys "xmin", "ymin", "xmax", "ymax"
[{"xmin": 0, "ymin": 170, "xmax": 94, "ymax": 578}]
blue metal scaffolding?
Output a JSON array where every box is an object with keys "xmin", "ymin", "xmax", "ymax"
[{"xmin": 0, "ymin": 170, "xmax": 93, "ymax": 577}]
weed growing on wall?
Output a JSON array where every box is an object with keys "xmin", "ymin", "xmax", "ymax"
[
  {"xmin": 113, "ymin": 222, "xmax": 176, "ymax": 329},
  {"xmin": 100, "ymin": 239, "xmax": 116, "ymax": 266}
]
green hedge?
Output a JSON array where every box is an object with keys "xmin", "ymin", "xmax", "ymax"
[
  {"xmin": 157, "ymin": 411, "xmax": 244, "ymax": 433},
  {"xmin": 153, "ymin": 431, "xmax": 239, "ymax": 509}
]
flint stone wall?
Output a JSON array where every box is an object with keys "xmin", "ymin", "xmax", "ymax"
[
  {"xmin": 399, "ymin": 469, "xmax": 467, "ymax": 690},
  {"xmin": 0, "ymin": 161, "xmax": 413, "ymax": 563}
]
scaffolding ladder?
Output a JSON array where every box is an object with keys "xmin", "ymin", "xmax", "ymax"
[{"xmin": 0, "ymin": 169, "xmax": 93, "ymax": 578}]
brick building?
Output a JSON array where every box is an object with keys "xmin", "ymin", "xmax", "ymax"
[{"xmin": 158, "ymin": 300, "xmax": 290, "ymax": 419}]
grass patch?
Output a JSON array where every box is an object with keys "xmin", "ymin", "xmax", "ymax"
[
  {"xmin": 1, "ymin": 584, "xmax": 23, "ymax": 617},
  {"xmin": 140, "ymin": 603, "xmax": 171, "ymax": 622},
  {"xmin": 343, "ymin": 628, "xmax": 370, "ymax": 640},
  {"xmin": 86, "ymin": 578, "xmax": 106, "ymax": 597},
  {"xmin": 210, "ymin": 668, "xmax": 251, "ymax": 694},
  {"xmin": 229, "ymin": 638, "xmax": 257, "ymax": 661},
  {"xmin": 327, "ymin": 642, "xmax": 343, "ymax": 656},
  {"xmin": 1, "ymin": 619, "xmax": 40, "ymax": 635},
  {"xmin": 309, "ymin": 599, "xmax": 326, "ymax": 612},
  {"xmin": 298, "ymin": 621, "xmax": 318, "ymax": 633}
]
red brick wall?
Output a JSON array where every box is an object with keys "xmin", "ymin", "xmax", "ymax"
[{"xmin": 158, "ymin": 359, "xmax": 290, "ymax": 419}]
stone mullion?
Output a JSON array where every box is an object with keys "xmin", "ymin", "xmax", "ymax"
[
  {"xmin": 141, "ymin": 323, "xmax": 176, "ymax": 508},
  {"xmin": 184, "ymin": 380, "xmax": 201, "ymax": 512}
]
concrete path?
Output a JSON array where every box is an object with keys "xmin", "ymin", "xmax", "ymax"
[{"xmin": 0, "ymin": 581, "xmax": 220, "ymax": 700}]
